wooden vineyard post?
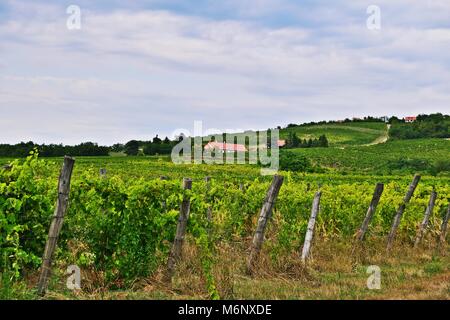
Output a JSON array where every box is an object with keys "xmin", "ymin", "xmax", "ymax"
[
  {"xmin": 99, "ymin": 168, "xmax": 107, "ymax": 177},
  {"xmin": 387, "ymin": 174, "xmax": 421, "ymax": 251},
  {"xmin": 160, "ymin": 176, "xmax": 168, "ymax": 212},
  {"xmin": 439, "ymin": 204, "xmax": 450, "ymax": 248},
  {"xmin": 355, "ymin": 183, "xmax": 384, "ymax": 243},
  {"xmin": 165, "ymin": 178, "xmax": 192, "ymax": 282},
  {"xmin": 1, "ymin": 164, "xmax": 12, "ymax": 171},
  {"xmin": 301, "ymin": 191, "xmax": 322, "ymax": 263},
  {"xmin": 247, "ymin": 175, "xmax": 284, "ymax": 274},
  {"xmin": 205, "ymin": 177, "xmax": 212, "ymax": 224},
  {"xmin": 414, "ymin": 191, "xmax": 437, "ymax": 248},
  {"xmin": 37, "ymin": 156, "xmax": 75, "ymax": 296}
]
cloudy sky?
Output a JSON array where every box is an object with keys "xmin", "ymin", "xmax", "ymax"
[{"xmin": 1, "ymin": 0, "xmax": 449, "ymax": 145}]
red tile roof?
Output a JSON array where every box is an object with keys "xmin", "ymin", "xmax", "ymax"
[{"xmin": 204, "ymin": 141, "xmax": 247, "ymax": 152}]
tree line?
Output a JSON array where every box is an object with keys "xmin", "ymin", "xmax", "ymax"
[
  {"xmin": 284, "ymin": 116, "xmax": 386, "ymax": 129},
  {"xmin": 389, "ymin": 113, "xmax": 449, "ymax": 140},
  {"xmin": 286, "ymin": 132, "xmax": 329, "ymax": 148},
  {"xmin": 118, "ymin": 135, "xmax": 177, "ymax": 156},
  {"xmin": 0, "ymin": 132, "xmax": 327, "ymax": 157},
  {"xmin": 2, "ymin": 113, "xmax": 447, "ymax": 157},
  {"xmin": 0, "ymin": 142, "xmax": 110, "ymax": 157}
]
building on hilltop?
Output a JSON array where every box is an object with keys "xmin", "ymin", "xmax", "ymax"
[
  {"xmin": 404, "ymin": 116, "xmax": 417, "ymax": 123},
  {"xmin": 204, "ymin": 141, "xmax": 247, "ymax": 153}
]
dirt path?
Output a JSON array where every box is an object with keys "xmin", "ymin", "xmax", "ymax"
[{"xmin": 364, "ymin": 124, "xmax": 390, "ymax": 146}]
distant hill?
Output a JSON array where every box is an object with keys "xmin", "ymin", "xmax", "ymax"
[
  {"xmin": 280, "ymin": 122, "xmax": 388, "ymax": 147},
  {"xmin": 291, "ymin": 138, "xmax": 450, "ymax": 175}
]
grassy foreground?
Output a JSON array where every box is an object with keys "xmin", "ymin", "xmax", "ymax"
[{"xmin": 5, "ymin": 239, "xmax": 449, "ymax": 300}]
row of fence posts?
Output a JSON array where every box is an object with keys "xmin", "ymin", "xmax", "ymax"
[{"xmin": 36, "ymin": 158, "xmax": 450, "ymax": 295}]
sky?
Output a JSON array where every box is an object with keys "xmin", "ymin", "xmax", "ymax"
[{"xmin": 1, "ymin": 0, "xmax": 449, "ymax": 145}]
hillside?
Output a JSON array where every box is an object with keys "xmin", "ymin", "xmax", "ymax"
[
  {"xmin": 280, "ymin": 122, "xmax": 388, "ymax": 146},
  {"xmin": 1, "ymin": 121, "xmax": 448, "ymax": 176},
  {"xmin": 278, "ymin": 121, "xmax": 449, "ymax": 175},
  {"xmin": 291, "ymin": 138, "xmax": 450, "ymax": 175}
]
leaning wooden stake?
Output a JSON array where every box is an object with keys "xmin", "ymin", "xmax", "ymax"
[
  {"xmin": 37, "ymin": 156, "xmax": 75, "ymax": 296},
  {"xmin": 165, "ymin": 178, "xmax": 192, "ymax": 282},
  {"xmin": 247, "ymin": 175, "xmax": 284, "ymax": 273},
  {"xmin": 205, "ymin": 177, "xmax": 212, "ymax": 224},
  {"xmin": 99, "ymin": 168, "xmax": 107, "ymax": 177},
  {"xmin": 439, "ymin": 204, "xmax": 450, "ymax": 247},
  {"xmin": 301, "ymin": 191, "xmax": 322, "ymax": 263},
  {"xmin": 387, "ymin": 174, "xmax": 421, "ymax": 251},
  {"xmin": 160, "ymin": 176, "xmax": 169, "ymax": 212},
  {"xmin": 355, "ymin": 183, "xmax": 384, "ymax": 242},
  {"xmin": 414, "ymin": 191, "xmax": 437, "ymax": 248},
  {"xmin": 1, "ymin": 164, "xmax": 12, "ymax": 171}
]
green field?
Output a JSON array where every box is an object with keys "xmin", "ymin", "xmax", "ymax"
[
  {"xmin": 281, "ymin": 122, "xmax": 388, "ymax": 146},
  {"xmin": 1, "ymin": 152, "xmax": 449, "ymax": 299},
  {"xmin": 293, "ymin": 138, "xmax": 450, "ymax": 175},
  {"xmin": 276, "ymin": 121, "xmax": 449, "ymax": 175},
  {"xmin": 1, "ymin": 121, "xmax": 449, "ymax": 300}
]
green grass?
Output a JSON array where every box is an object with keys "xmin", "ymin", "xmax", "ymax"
[
  {"xmin": 1, "ymin": 121, "xmax": 447, "ymax": 177},
  {"xmin": 1, "ymin": 145, "xmax": 449, "ymax": 300},
  {"xmin": 0, "ymin": 158, "xmax": 14, "ymax": 166},
  {"xmin": 280, "ymin": 122, "xmax": 448, "ymax": 175},
  {"xmin": 1, "ymin": 138, "xmax": 448, "ymax": 178},
  {"xmin": 1, "ymin": 121, "xmax": 449, "ymax": 301},
  {"xmin": 281, "ymin": 122, "xmax": 387, "ymax": 146},
  {"xmin": 291, "ymin": 138, "xmax": 450, "ymax": 175}
]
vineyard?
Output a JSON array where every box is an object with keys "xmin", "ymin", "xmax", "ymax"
[
  {"xmin": 1, "ymin": 152, "xmax": 449, "ymax": 299},
  {"xmin": 294, "ymin": 138, "xmax": 450, "ymax": 175},
  {"xmin": 281, "ymin": 122, "xmax": 388, "ymax": 146}
]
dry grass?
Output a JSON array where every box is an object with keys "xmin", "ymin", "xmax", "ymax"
[{"xmin": 16, "ymin": 237, "xmax": 450, "ymax": 300}]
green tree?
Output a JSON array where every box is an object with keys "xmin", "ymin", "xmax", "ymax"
[
  {"xmin": 111, "ymin": 143, "xmax": 124, "ymax": 152},
  {"xmin": 152, "ymin": 135, "xmax": 162, "ymax": 144},
  {"xmin": 287, "ymin": 132, "xmax": 301, "ymax": 148},
  {"xmin": 279, "ymin": 151, "xmax": 313, "ymax": 172},
  {"xmin": 318, "ymin": 135, "xmax": 329, "ymax": 147},
  {"xmin": 124, "ymin": 140, "xmax": 139, "ymax": 156}
]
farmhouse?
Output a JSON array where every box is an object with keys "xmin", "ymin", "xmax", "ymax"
[
  {"xmin": 404, "ymin": 116, "xmax": 417, "ymax": 123},
  {"xmin": 204, "ymin": 141, "xmax": 247, "ymax": 153},
  {"xmin": 204, "ymin": 139, "xmax": 285, "ymax": 153},
  {"xmin": 277, "ymin": 139, "xmax": 286, "ymax": 147}
]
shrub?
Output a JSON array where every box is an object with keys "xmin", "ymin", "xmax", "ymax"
[
  {"xmin": 279, "ymin": 151, "xmax": 313, "ymax": 172},
  {"xmin": 386, "ymin": 158, "xmax": 430, "ymax": 172},
  {"xmin": 430, "ymin": 160, "xmax": 450, "ymax": 175}
]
